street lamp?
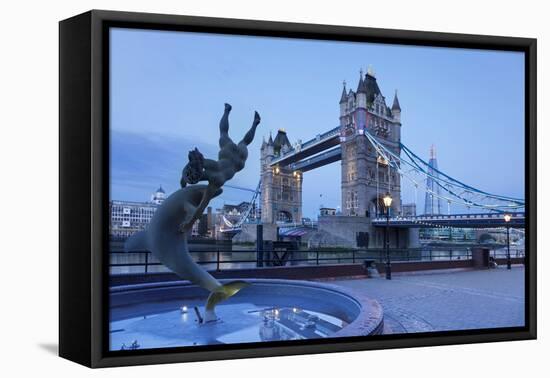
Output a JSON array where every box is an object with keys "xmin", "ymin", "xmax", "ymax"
[
  {"xmin": 504, "ymin": 214, "xmax": 512, "ymax": 270},
  {"xmin": 383, "ymin": 193, "xmax": 393, "ymax": 280}
]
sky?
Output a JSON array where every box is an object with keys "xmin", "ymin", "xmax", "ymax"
[{"xmin": 110, "ymin": 27, "xmax": 525, "ymax": 218}]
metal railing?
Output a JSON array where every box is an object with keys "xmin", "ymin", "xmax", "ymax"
[
  {"xmin": 372, "ymin": 212, "xmax": 526, "ymax": 225},
  {"xmin": 109, "ymin": 247, "xmax": 524, "ymax": 274}
]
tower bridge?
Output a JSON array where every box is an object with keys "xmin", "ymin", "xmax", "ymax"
[
  {"xmin": 223, "ymin": 69, "xmax": 525, "ymax": 248},
  {"xmin": 260, "ymin": 69, "xmax": 405, "ymax": 244}
]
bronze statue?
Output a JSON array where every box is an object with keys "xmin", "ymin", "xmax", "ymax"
[
  {"xmin": 126, "ymin": 103, "xmax": 260, "ymax": 322},
  {"xmin": 180, "ymin": 103, "xmax": 261, "ymax": 230}
]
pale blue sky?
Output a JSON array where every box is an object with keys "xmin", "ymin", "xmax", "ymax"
[{"xmin": 109, "ymin": 27, "xmax": 525, "ymax": 218}]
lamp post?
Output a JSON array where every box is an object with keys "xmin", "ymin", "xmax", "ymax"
[
  {"xmin": 383, "ymin": 193, "xmax": 393, "ymax": 280},
  {"xmin": 504, "ymin": 214, "xmax": 512, "ymax": 270}
]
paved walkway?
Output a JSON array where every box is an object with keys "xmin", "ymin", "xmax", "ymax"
[{"xmin": 331, "ymin": 266, "xmax": 525, "ymax": 334}]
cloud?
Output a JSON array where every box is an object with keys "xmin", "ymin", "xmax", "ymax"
[
  {"xmin": 110, "ymin": 130, "xmax": 218, "ymax": 201},
  {"xmin": 109, "ymin": 130, "xmax": 260, "ymax": 206}
]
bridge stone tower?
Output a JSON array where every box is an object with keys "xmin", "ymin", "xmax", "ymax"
[
  {"xmin": 260, "ymin": 129, "xmax": 303, "ymax": 224},
  {"xmin": 339, "ymin": 69, "xmax": 402, "ymax": 218}
]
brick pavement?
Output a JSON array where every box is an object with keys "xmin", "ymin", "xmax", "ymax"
[{"xmin": 331, "ymin": 266, "xmax": 525, "ymax": 333}]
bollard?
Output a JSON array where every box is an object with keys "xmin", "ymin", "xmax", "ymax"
[
  {"xmin": 144, "ymin": 251, "xmax": 149, "ymax": 273},
  {"xmin": 256, "ymin": 224, "xmax": 264, "ymax": 267}
]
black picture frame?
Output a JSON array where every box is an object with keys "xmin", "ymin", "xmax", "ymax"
[{"xmin": 59, "ymin": 9, "xmax": 537, "ymax": 368}]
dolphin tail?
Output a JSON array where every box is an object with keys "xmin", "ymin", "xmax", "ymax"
[
  {"xmin": 205, "ymin": 280, "xmax": 250, "ymax": 313},
  {"xmin": 124, "ymin": 231, "xmax": 149, "ymax": 252}
]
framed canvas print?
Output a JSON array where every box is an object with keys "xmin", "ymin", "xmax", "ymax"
[{"xmin": 59, "ymin": 10, "xmax": 536, "ymax": 368}]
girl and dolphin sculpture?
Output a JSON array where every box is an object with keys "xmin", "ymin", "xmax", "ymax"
[{"xmin": 125, "ymin": 103, "xmax": 261, "ymax": 322}]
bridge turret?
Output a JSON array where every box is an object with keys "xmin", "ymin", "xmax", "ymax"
[
  {"xmin": 260, "ymin": 128, "xmax": 303, "ymax": 225},
  {"xmin": 339, "ymin": 81, "xmax": 347, "ymax": 105},
  {"xmin": 391, "ymin": 90, "xmax": 401, "ymax": 122},
  {"xmin": 273, "ymin": 128, "xmax": 291, "ymax": 156},
  {"xmin": 353, "ymin": 70, "xmax": 367, "ymax": 134},
  {"xmin": 339, "ymin": 81, "xmax": 348, "ymax": 127},
  {"xmin": 261, "ymin": 131, "xmax": 274, "ymax": 158}
]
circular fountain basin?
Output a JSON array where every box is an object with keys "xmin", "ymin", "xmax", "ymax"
[{"xmin": 109, "ymin": 279, "xmax": 383, "ymax": 351}]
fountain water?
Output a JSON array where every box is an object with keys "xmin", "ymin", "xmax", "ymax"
[{"xmin": 110, "ymin": 279, "xmax": 384, "ymax": 350}]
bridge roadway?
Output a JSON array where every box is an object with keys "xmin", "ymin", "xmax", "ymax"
[{"xmin": 371, "ymin": 212, "xmax": 525, "ymax": 228}]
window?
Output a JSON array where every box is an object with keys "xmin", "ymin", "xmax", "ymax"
[
  {"xmin": 348, "ymin": 162, "xmax": 357, "ymax": 182},
  {"xmin": 277, "ymin": 211, "xmax": 292, "ymax": 222},
  {"xmin": 346, "ymin": 190, "xmax": 358, "ymax": 215}
]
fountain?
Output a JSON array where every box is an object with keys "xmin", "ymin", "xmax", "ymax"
[
  {"xmin": 115, "ymin": 104, "xmax": 384, "ymax": 350},
  {"xmin": 110, "ymin": 279, "xmax": 383, "ymax": 349}
]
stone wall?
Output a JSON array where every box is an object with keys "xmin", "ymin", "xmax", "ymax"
[
  {"xmin": 233, "ymin": 223, "xmax": 279, "ymax": 243},
  {"xmin": 317, "ymin": 215, "xmax": 420, "ymax": 249},
  {"xmin": 317, "ymin": 215, "xmax": 372, "ymax": 248}
]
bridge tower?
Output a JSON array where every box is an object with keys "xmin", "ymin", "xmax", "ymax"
[
  {"xmin": 260, "ymin": 130, "xmax": 303, "ymax": 224},
  {"xmin": 339, "ymin": 69, "xmax": 402, "ymax": 218}
]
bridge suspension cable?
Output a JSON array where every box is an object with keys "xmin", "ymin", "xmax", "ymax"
[
  {"xmin": 220, "ymin": 180, "xmax": 262, "ymax": 231},
  {"xmin": 362, "ymin": 128, "xmax": 524, "ymax": 213}
]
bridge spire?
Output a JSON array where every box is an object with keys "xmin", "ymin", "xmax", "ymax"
[
  {"xmin": 392, "ymin": 90, "xmax": 401, "ymax": 111},
  {"xmin": 339, "ymin": 80, "xmax": 347, "ymax": 103},
  {"xmin": 357, "ymin": 69, "xmax": 365, "ymax": 92}
]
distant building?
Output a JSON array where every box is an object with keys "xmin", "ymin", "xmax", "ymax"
[
  {"xmin": 109, "ymin": 186, "xmax": 166, "ymax": 239},
  {"xmin": 424, "ymin": 145, "xmax": 442, "ymax": 215},
  {"xmin": 150, "ymin": 185, "xmax": 166, "ymax": 205},
  {"xmin": 402, "ymin": 203, "xmax": 417, "ymax": 217},
  {"xmin": 320, "ymin": 207, "xmax": 337, "ymax": 216},
  {"xmin": 110, "ymin": 186, "xmax": 216, "ymax": 240},
  {"xmin": 195, "ymin": 207, "xmax": 214, "ymax": 238}
]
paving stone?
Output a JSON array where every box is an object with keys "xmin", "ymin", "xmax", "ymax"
[{"xmin": 331, "ymin": 266, "xmax": 525, "ymax": 334}]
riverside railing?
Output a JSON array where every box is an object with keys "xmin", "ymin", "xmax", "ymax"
[{"xmin": 109, "ymin": 247, "xmax": 524, "ymax": 274}]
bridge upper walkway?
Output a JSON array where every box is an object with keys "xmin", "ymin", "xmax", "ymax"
[{"xmin": 269, "ymin": 126, "xmax": 340, "ymax": 167}]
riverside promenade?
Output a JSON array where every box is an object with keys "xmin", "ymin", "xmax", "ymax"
[{"xmin": 331, "ymin": 266, "xmax": 525, "ymax": 334}]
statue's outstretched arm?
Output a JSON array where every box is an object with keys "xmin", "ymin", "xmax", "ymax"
[
  {"xmin": 219, "ymin": 103, "xmax": 233, "ymax": 149},
  {"xmin": 239, "ymin": 111, "xmax": 261, "ymax": 146}
]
